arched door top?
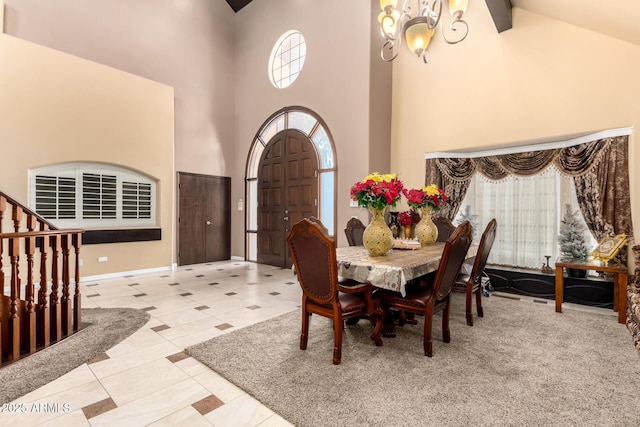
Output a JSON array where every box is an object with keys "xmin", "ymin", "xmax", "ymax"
[{"xmin": 245, "ymin": 106, "xmax": 337, "ymax": 262}]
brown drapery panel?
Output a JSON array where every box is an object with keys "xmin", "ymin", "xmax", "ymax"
[{"xmin": 425, "ymin": 135, "xmax": 633, "ymax": 259}]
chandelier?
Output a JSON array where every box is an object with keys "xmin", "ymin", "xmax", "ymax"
[{"xmin": 378, "ymin": 0, "xmax": 469, "ymax": 63}]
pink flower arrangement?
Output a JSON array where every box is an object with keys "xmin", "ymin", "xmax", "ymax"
[
  {"xmin": 398, "ymin": 210, "xmax": 421, "ymax": 227},
  {"xmin": 403, "ymin": 184, "xmax": 448, "ymax": 211},
  {"xmin": 350, "ymin": 172, "xmax": 404, "ymax": 211}
]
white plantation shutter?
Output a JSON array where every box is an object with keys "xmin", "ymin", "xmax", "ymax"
[
  {"xmin": 30, "ymin": 163, "xmax": 156, "ymax": 228},
  {"xmin": 122, "ymin": 181, "xmax": 152, "ymax": 219},
  {"xmin": 82, "ymin": 173, "xmax": 117, "ymax": 219},
  {"xmin": 35, "ymin": 175, "xmax": 76, "ymax": 219}
]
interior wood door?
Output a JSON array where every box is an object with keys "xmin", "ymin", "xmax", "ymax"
[
  {"xmin": 257, "ymin": 130, "xmax": 318, "ymax": 268},
  {"xmin": 178, "ymin": 172, "xmax": 231, "ymax": 266}
]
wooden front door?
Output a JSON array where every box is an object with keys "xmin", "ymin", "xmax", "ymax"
[
  {"xmin": 257, "ymin": 130, "xmax": 319, "ymax": 268},
  {"xmin": 178, "ymin": 172, "xmax": 231, "ymax": 266}
]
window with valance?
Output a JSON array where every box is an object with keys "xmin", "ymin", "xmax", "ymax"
[{"xmin": 425, "ymin": 133, "xmax": 633, "ymax": 268}]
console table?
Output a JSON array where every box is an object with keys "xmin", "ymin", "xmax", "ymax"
[{"xmin": 555, "ymin": 259, "xmax": 627, "ymax": 324}]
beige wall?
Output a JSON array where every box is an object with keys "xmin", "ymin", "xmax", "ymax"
[
  {"xmin": 0, "ymin": 33, "xmax": 175, "ymax": 277},
  {"xmin": 2, "ymin": 0, "xmax": 236, "ymax": 178},
  {"xmin": 5, "ymin": 1, "xmax": 637, "ymax": 274},
  {"xmin": 2, "ymin": 0, "xmax": 235, "ymax": 275},
  {"xmin": 390, "ymin": 7, "xmax": 639, "ymax": 237},
  {"xmin": 233, "ymin": 0, "xmax": 391, "ymax": 249}
]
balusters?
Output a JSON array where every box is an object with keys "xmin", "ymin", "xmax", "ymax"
[
  {"xmin": 0, "ymin": 192, "xmax": 83, "ymax": 363},
  {"xmin": 23, "ymin": 216, "xmax": 37, "ymax": 353},
  {"xmin": 0, "ymin": 195, "xmax": 5, "ymax": 295},
  {"xmin": 12, "ymin": 205, "xmax": 22, "ymax": 232},
  {"xmin": 73, "ymin": 233, "xmax": 82, "ymax": 331},
  {"xmin": 61, "ymin": 234, "xmax": 72, "ymax": 335},
  {"xmin": 8, "ymin": 237, "xmax": 21, "ymax": 361},
  {"xmin": 50, "ymin": 234, "xmax": 62, "ymax": 342},
  {"xmin": 0, "ymin": 196, "xmax": 4, "ymax": 366},
  {"xmin": 38, "ymin": 229, "xmax": 51, "ymax": 348}
]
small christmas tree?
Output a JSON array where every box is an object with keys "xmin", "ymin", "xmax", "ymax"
[{"xmin": 558, "ymin": 204, "xmax": 589, "ymax": 260}]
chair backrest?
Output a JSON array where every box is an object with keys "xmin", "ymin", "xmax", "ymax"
[
  {"xmin": 308, "ymin": 216, "xmax": 329, "ymax": 235},
  {"xmin": 288, "ymin": 218, "xmax": 338, "ymax": 304},
  {"xmin": 344, "ymin": 217, "xmax": 366, "ymax": 246},
  {"xmin": 468, "ymin": 219, "xmax": 497, "ymax": 285},
  {"xmin": 433, "ymin": 216, "xmax": 456, "ymax": 242},
  {"xmin": 431, "ymin": 221, "xmax": 473, "ymax": 300}
]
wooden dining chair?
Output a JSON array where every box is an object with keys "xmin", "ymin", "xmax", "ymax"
[
  {"xmin": 453, "ymin": 218, "xmax": 497, "ymax": 326},
  {"xmin": 287, "ymin": 218, "xmax": 383, "ymax": 365},
  {"xmin": 344, "ymin": 217, "xmax": 366, "ymax": 246},
  {"xmin": 433, "ymin": 216, "xmax": 456, "ymax": 242},
  {"xmin": 377, "ymin": 221, "xmax": 473, "ymax": 357}
]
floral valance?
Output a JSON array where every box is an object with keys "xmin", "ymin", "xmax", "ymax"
[
  {"xmin": 432, "ymin": 137, "xmax": 615, "ymax": 183},
  {"xmin": 425, "ymin": 135, "xmax": 633, "ymax": 257}
]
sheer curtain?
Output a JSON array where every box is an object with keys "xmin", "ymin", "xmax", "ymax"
[
  {"xmin": 455, "ymin": 168, "xmax": 596, "ymax": 269},
  {"xmin": 427, "ymin": 132, "xmax": 632, "ymax": 269}
]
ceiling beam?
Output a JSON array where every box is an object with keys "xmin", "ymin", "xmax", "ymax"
[{"xmin": 484, "ymin": 0, "xmax": 513, "ymax": 33}]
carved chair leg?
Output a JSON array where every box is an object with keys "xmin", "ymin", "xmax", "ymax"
[
  {"xmin": 300, "ymin": 310, "xmax": 310, "ymax": 350},
  {"xmin": 424, "ymin": 306, "xmax": 434, "ymax": 357},
  {"xmin": 333, "ymin": 314, "xmax": 343, "ymax": 365},
  {"xmin": 442, "ymin": 297, "xmax": 451, "ymax": 344},
  {"xmin": 466, "ymin": 283, "xmax": 473, "ymax": 326},
  {"xmin": 476, "ymin": 287, "xmax": 484, "ymax": 317}
]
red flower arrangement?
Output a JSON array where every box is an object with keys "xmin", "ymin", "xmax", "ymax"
[
  {"xmin": 350, "ymin": 172, "xmax": 404, "ymax": 211},
  {"xmin": 403, "ymin": 184, "xmax": 448, "ymax": 211},
  {"xmin": 398, "ymin": 210, "xmax": 420, "ymax": 227}
]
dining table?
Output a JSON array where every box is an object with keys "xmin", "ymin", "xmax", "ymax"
[{"xmin": 336, "ymin": 241, "xmax": 479, "ymax": 297}]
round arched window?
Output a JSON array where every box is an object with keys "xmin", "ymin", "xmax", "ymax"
[{"xmin": 268, "ymin": 30, "xmax": 307, "ymax": 89}]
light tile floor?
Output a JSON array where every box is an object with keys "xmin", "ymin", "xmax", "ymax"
[
  {"xmin": 4, "ymin": 260, "xmax": 300, "ymax": 427},
  {"xmin": 3, "ymin": 261, "xmax": 617, "ymax": 426}
]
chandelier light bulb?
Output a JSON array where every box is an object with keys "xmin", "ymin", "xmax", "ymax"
[
  {"xmin": 378, "ymin": 9, "xmax": 401, "ymax": 37},
  {"xmin": 377, "ymin": 0, "xmax": 469, "ymax": 63},
  {"xmin": 380, "ymin": 0, "xmax": 398, "ymax": 11},
  {"xmin": 448, "ymin": 0, "xmax": 468, "ymax": 18}
]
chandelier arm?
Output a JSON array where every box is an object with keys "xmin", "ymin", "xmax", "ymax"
[
  {"xmin": 381, "ymin": 39, "xmax": 401, "ymax": 62},
  {"xmin": 426, "ymin": 0, "xmax": 443, "ymax": 29},
  {"xmin": 441, "ymin": 18, "xmax": 469, "ymax": 45},
  {"xmin": 402, "ymin": 0, "xmax": 413, "ymax": 16}
]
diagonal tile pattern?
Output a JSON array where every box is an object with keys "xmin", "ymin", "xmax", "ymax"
[
  {"xmin": 10, "ymin": 260, "xmax": 603, "ymax": 426},
  {"xmin": 8, "ymin": 260, "xmax": 299, "ymax": 426}
]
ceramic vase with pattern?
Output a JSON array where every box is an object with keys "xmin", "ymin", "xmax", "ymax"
[
  {"xmin": 416, "ymin": 206, "xmax": 438, "ymax": 246},
  {"xmin": 363, "ymin": 207, "xmax": 393, "ymax": 256}
]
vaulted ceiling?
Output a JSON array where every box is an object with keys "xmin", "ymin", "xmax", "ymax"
[
  {"xmin": 225, "ymin": 1, "xmax": 640, "ymax": 47},
  {"xmin": 225, "ymin": 0, "xmax": 253, "ymax": 13}
]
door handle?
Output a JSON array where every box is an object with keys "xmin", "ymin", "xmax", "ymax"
[{"xmin": 206, "ymin": 220, "xmax": 212, "ymax": 225}]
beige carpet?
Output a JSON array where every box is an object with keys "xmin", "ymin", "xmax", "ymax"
[
  {"xmin": 0, "ymin": 307, "xmax": 149, "ymax": 404},
  {"xmin": 187, "ymin": 295, "xmax": 640, "ymax": 427}
]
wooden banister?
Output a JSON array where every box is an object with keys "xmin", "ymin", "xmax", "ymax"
[
  {"xmin": 0, "ymin": 191, "xmax": 83, "ymax": 366},
  {"xmin": 0, "ymin": 191, "xmax": 59, "ymax": 231}
]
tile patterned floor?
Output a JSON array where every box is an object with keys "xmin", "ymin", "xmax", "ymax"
[
  {"xmin": 4, "ymin": 260, "xmax": 299, "ymax": 427},
  {"xmin": 3, "ymin": 260, "xmax": 615, "ymax": 426}
]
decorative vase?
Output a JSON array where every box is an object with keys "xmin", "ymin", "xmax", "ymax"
[
  {"xmin": 403, "ymin": 225, "xmax": 414, "ymax": 239},
  {"xmin": 415, "ymin": 206, "xmax": 438, "ymax": 246},
  {"xmin": 363, "ymin": 207, "xmax": 393, "ymax": 256}
]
